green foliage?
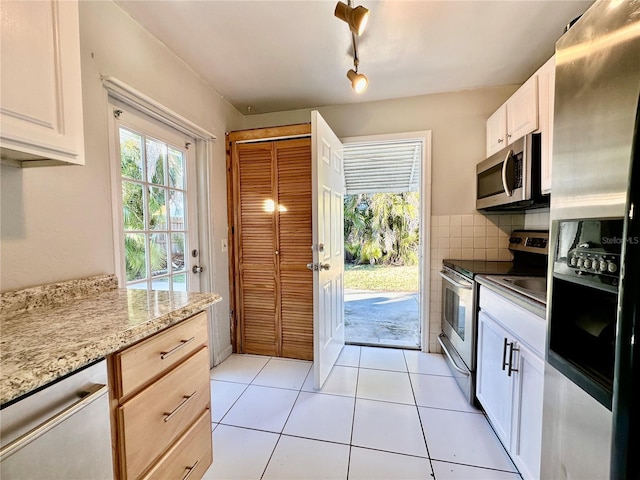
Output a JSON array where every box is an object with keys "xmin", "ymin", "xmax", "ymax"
[
  {"xmin": 120, "ymin": 135, "xmax": 168, "ymax": 282},
  {"xmin": 344, "ymin": 192, "xmax": 420, "ymax": 266}
]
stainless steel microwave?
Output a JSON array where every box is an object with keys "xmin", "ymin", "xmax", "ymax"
[{"xmin": 476, "ymin": 133, "xmax": 548, "ymax": 211}]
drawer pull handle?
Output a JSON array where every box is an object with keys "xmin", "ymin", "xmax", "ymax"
[
  {"xmin": 501, "ymin": 338, "xmax": 509, "ymax": 371},
  {"xmin": 160, "ymin": 337, "xmax": 195, "ymax": 359},
  {"xmin": 163, "ymin": 391, "xmax": 196, "ymax": 422},
  {"xmin": 508, "ymin": 342, "xmax": 520, "ymax": 377},
  {"xmin": 182, "ymin": 460, "xmax": 200, "ymax": 480}
]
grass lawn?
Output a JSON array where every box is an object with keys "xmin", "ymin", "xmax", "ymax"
[{"xmin": 344, "ymin": 264, "xmax": 419, "ymax": 292}]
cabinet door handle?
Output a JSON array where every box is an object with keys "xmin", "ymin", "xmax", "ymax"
[
  {"xmin": 163, "ymin": 391, "xmax": 196, "ymax": 422},
  {"xmin": 501, "ymin": 338, "xmax": 509, "ymax": 371},
  {"xmin": 508, "ymin": 342, "xmax": 520, "ymax": 377},
  {"xmin": 182, "ymin": 460, "xmax": 200, "ymax": 480},
  {"xmin": 160, "ymin": 337, "xmax": 195, "ymax": 359}
]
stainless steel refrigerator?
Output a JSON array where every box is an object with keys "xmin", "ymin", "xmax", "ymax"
[{"xmin": 542, "ymin": 1, "xmax": 640, "ymax": 479}]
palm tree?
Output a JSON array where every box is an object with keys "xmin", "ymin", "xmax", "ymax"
[
  {"xmin": 343, "ymin": 192, "xmax": 419, "ymax": 266},
  {"xmin": 120, "ymin": 136, "xmax": 168, "ymax": 282}
]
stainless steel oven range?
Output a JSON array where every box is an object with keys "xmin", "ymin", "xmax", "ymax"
[{"xmin": 438, "ymin": 230, "xmax": 549, "ymax": 404}]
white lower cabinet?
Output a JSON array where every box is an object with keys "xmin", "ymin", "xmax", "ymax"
[{"xmin": 476, "ymin": 286, "xmax": 545, "ymax": 480}]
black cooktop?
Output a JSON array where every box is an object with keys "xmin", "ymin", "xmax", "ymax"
[{"xmin": 442, "ymin": 259, "xmax": 547, "ymax": 280}]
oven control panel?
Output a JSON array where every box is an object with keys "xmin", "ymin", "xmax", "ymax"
[{"xmin": 509, "ymin": 230, "xmax": 549, "ymax": 254}]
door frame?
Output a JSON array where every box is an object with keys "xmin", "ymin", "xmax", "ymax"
[
  {"xmin": 226, "ymin": 123, "xmax": 312, "ymax": 353},
  {"xmin": 340, "ymin": 131, "xmax": 432, "ymax": 352}
]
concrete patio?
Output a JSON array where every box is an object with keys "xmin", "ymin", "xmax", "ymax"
[{"xmin": 344, "ymin": 289, "xmax": 421, "ymax": 349}]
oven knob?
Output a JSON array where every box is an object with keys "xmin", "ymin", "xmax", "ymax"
[
  {"xmin": 599, "ymin": 260, "xmax": 608, "ymax": 272},
  {"xmin": 570, "ymin": 256, "xmax": 578, "ymax": 266},
  {"xmin": 608, "ymin": 262, "xmax": 618, "ymax": 273},
  {"xmin": 583, "ymin": 259, "xmax": 592, "ymax": 269},
  {"xmin": 577, "ymin": 258, "xmax": 584, "ymax": 268}
]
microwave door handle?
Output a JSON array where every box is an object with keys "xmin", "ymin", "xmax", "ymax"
[{"xmin": 501, "ymin": 150, "xmax": 514, "ymax": 197}]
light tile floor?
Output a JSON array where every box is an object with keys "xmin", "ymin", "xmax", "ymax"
[{"xmin": 203, "ymin": 346, "xmax": 521, "ymax": 480}]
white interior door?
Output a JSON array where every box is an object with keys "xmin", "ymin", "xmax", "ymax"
[{"xmin": 311, "ymin": 111, "xmax": 345, "ymax": 389}]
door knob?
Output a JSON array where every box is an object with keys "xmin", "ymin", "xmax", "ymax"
[
  {"xmin": 192, "ymin": 265, "xmax": 204, "ymax": 274},
  {"xmin": 306, "ymin": 263, "xmax": 318, "ymax": 271},
  {"xmin": 319, "ymin": 263, "xmax": 331, "ymax": 270}
]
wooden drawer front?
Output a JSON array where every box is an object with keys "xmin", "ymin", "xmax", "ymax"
[
  {"xmin": 116, "ymin": 312, "xmax": 208, "ymax": 398},
  {"xmin": 142, "ymin": 410, "xmax": 213, "ymax": 480},
  {"xmin": 118, "ymin": 348, "xmax": 210, "ymax": 479}
]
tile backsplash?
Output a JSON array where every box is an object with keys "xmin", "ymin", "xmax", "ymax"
[{"xmin": 426, "ymin": 209, "xmax": 549, "ymax": 353}]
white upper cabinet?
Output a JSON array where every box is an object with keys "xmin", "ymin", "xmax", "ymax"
[
  {"xmin": 536, "ymin": 56, "xmax": 556, "ymax": 194},
  {"xmin": 486, "ymin": 72, "xmax": 539, "ymax": 157},
  {"xmin": 0, "ymin": 0, "xmax": 85, "ymax": 167},
  {"xmin": 486, "ymin": 105, "xmax": 507, "ymax": 157},
  {"xmin": 506, "ymin": 75, "xmax": 538, "ymax": 144}
]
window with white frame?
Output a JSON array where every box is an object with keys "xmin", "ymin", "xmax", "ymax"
[{"xmin": 112, "ymin": 108, "xmax": 198, "ymax": 292}]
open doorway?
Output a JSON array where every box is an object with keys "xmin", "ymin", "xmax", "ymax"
[{"xmin": 341, "ymin": 133, "xmax": 431, "ymax": 349}]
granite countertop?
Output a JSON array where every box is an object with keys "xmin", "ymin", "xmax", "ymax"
[{"xmin": 0, "ymin": 275, "xmax": 221, "ymax": 405}]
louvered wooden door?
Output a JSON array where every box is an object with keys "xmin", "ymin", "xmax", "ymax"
[
  {"xmin": 275, "ymin": 140, "xmax": 313, "ymax": 360},
  {"xmin": 233, "ymin": 136, "xmax": 313, "ymax": 360}
]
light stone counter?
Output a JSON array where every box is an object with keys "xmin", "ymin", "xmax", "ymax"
[{"xmin": 0, "ymin": 275, "xmax": 221, "ymax": 405}]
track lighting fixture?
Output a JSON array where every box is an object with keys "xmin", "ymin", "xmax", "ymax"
[
  {"xmin": 347, "ymin": 65, "xmax": 368, "ymax": 93},
  {"xmin": 335, "ymin": 0, "xmax": 370, "ymax": 94},
  {"xmin": 334, "ymin": 1, "xmax": 369, "ymax": 36}
]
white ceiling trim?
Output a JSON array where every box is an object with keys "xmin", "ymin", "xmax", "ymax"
[{"xmin": 343, "ymin": 139, "xmax": 422, "ymax": 194}]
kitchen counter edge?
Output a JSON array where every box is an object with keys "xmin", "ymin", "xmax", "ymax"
[{"xmin": 1, "ymin": 275, "xmax": 221, "ymax": 406}]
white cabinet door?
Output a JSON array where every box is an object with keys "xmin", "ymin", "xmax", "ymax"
[
  {"xmin": 476, "ymin": 311, "xmax": 514, "ymax": 447},
  {"xmin": 537, "ymin": 56, "xmax": 555, "ymax": 194},
  {"xmin": 511, "ymin": 342, "xmax": 545, "ymax": 480},
  {"xmin": 506, "ymin": 75, "xmax": 538, "ymax": 144},
  {"xmin": 486, "ymin": 105, "xmax": 507, "ymax": 157},
  {"xmin": 0, "ymin": 0, "xmax": 85, "ymax": 167}
]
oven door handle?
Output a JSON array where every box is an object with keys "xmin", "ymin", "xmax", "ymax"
[
  {"xmin": 438, "ymin": 334, "xmax": 471, "ymax": 377},
  {"xmin": 501, "ymin": 149, "xmax": 514, "ymax": 197},
  {"xmin": 439, "ymin": 271, "xmax": 473, "ymax": 290}
]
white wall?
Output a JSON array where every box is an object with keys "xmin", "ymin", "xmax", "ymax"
[
  {"xmin": 243, "ymin": 86, "xmax": 518, "ymax": 216},
  {"xmin": 0, "ymin": 0, "xmax": 243, "ymax": 363}
]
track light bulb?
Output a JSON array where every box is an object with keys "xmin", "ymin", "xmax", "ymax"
[
  {"xmin": 347, "ymin": 69, "xmax": 368, "ymax": 93},
  {"xmin": 334, "ymin": 1, "xmax": 370, "ymax": 36}
]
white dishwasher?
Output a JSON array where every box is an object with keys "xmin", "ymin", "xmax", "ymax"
[{"xmin": 0, "ymin": 359, "xmax": 113, "ymax": 479}]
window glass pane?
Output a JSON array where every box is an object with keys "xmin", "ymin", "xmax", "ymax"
[
  {"xmin": 146, "ymin": 138, "xmax": 167, "ymax": 185},
  {"xmin": 128, "ymin": 282, "xmax": 148, "ymax": 290},
  {"xmin": 168, "ymin": 147, "xmax": 185, "ymax": 190},
  {"xmin": 124, "ymin": 233, "xmax": 147, "ymax": 282},
  {"xmin": 149, "ymin": 187, "xmax": 167, "ymax": 230},
  {"xmin": 120, "ymin": 128, "xmax": 143, "ymax": 181},
  {"xmin": 151, "ymin": 277, "xmax": 170, "ymax": 291},
  {"xmin": 171, "ymin": 233, "xmax": 186, "ymax": 273},
  {"xmin": 169, "ymin": 190, "xmax": 185, "ymax": 231},
  {"xmin": 150, "ymin": 233, "xmax": 168, "ymax": 277},
  {"xmin": 173, "ymin": 274, "xmax": 187, "ymax": 292},
  {"xmin": 122, "ymin": 182, "xmax": 145, "ymax": 231}
]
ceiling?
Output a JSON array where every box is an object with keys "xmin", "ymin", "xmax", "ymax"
[{"xmin": 115, "ymin": 0, "xmax": 594, "ymax": 115}]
